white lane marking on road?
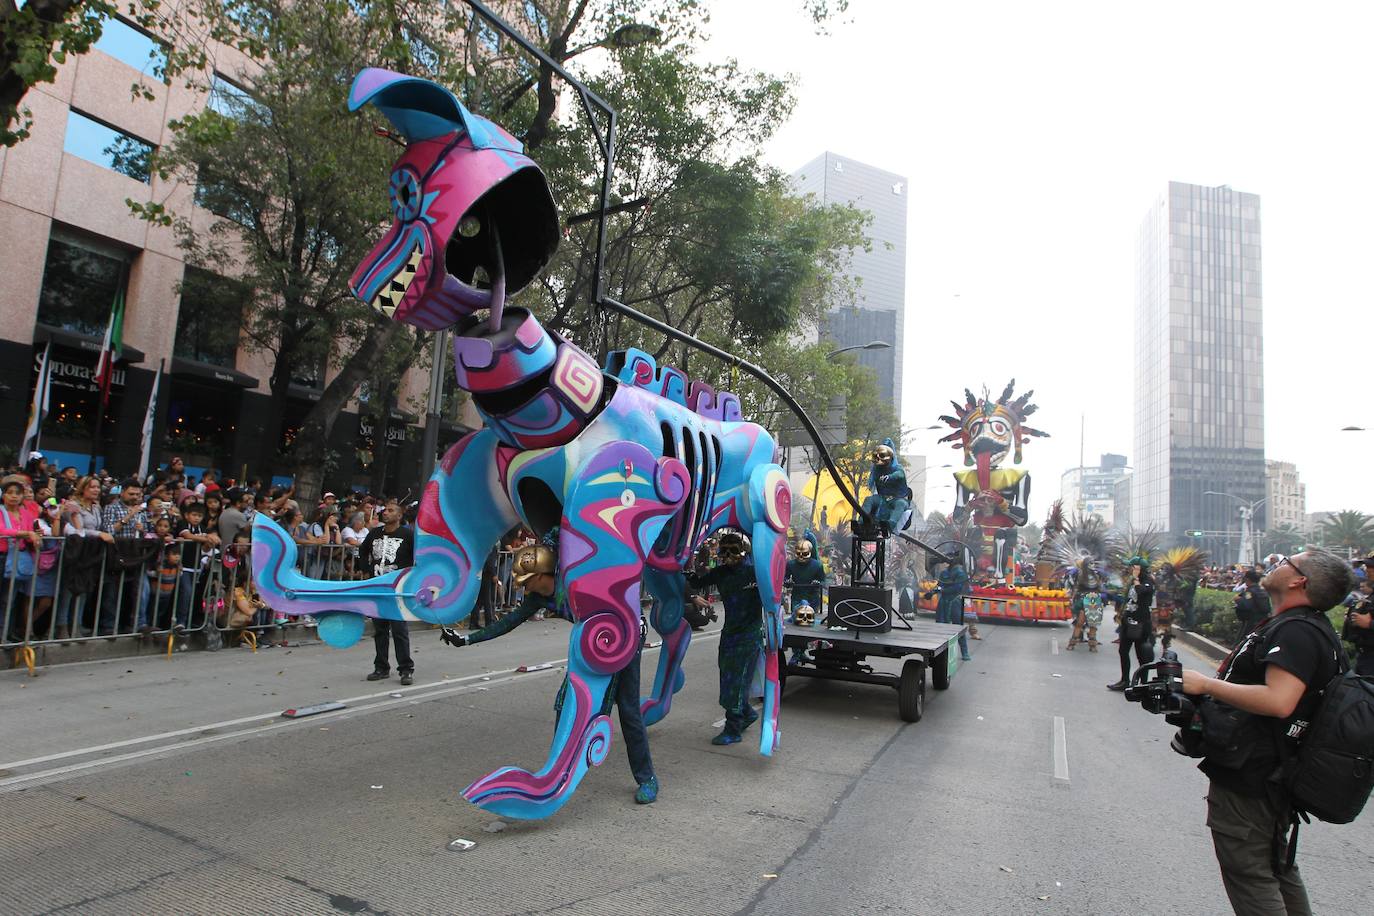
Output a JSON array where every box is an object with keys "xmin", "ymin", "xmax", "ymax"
[
  {"xmin": 0, "ymin": 630, "xmax": 724, "ymax": 790},
  {"xmin": 1051, "ymin": 637, "xmax": 1059, "ymax": 655},
  {"xmin": 1, "ymin": 667, "xmax": 522, "ymax": 771},
  {"xmin": 1052, "ymin": 715, "xmax": 1070, "ymax": 788}
]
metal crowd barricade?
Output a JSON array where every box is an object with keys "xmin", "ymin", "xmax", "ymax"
[
  {"xmin": 211, "ymin": 542, "xmax": 352, "ymax": 650},
  {"xmin": 1, "ymin": 532, "xmax": 359, "ymax": 671}
]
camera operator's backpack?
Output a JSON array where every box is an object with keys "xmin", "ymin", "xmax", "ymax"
[{"xmin": 1276, "ymin": 614, "xmax": 1374, "ymax": 825}]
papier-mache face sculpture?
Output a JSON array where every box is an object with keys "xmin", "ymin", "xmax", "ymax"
[
  {"xmin": 347, "ymin": 68, "xmax": 560, "ymax": 332},
  {"xmin": 938, "ymin": 379, "xmax": 1048, "ymax": 471}
]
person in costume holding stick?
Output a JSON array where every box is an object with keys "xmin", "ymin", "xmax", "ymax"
[
  {"xmin": 688, "ymin": 531, "xmax": 764, "ymax": 746},
  {"xmin": 441, "ymin": 530, "xmax": 660, "ymax": 804}
]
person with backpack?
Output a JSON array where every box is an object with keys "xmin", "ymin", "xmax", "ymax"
[
  {"xmin": 1233, "ymin": 568, "xmax": 1271, "ymax": 643},
  {"xmin": 1180, "ymin": 548, "xmax": 1355, "ymax": 916}
]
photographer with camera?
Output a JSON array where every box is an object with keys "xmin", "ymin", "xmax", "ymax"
[
  {"xmin": 1177, "ymin": 549, "xmax": 1353, "ymax": 915},
  {"xmin": 1343, "ymin": 559, "xmax": 1374, "ymax": 676}
]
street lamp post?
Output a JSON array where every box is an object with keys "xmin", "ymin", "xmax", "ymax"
[
  {"xmin": 824, "ymin": 340, "xmax": 891, "ymax": 361},
  {"xmin": 1204, "ymin": 491, "xmax": 1269, "ymax": 566}
]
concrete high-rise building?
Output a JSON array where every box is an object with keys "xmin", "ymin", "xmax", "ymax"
[
  {"xmin": 1113, "ymin": 473, "xmax": 1133, "ymax": 530},
  {"xmin": 1133, "ymin": 182, "xmax": 1265, "ymax": 562},
  {"xmin": 1060, "ymin": 453, "xmax": 1130, "ymax": 525},
  {"xmin": 791, "ymin": 152, "xmax": 907, "ymax": 419},
  {"xmin": 1265, "ymin": 460, "xmax": 1307, "ymax": 532}
]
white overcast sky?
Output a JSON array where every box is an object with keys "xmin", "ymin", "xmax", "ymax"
[{"xmin": 698, "ymin": 0, "xmax": 1372, "ymax": 522}]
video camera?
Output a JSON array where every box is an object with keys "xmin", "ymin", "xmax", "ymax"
[
  {"xmin": 1124, "ymin": 660, "xmax": 1198, "ymax": 726},
  {"xmin": 1123, "ymin": 660, "xmax": 1207, "ymax": 757}
]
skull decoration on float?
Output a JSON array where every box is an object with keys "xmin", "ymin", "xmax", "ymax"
[
  {"xmin": 250, "ymin": 69, "xmax": 791, "ymax": 820},
  {"xmin": 938, "ymin": 380, "xmax": 1048, "ymax": 582}
]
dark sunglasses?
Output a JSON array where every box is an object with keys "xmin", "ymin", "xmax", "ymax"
[{"xmin": 1281, "ymin": 556, "xmax": 1308, "ymax": 580}]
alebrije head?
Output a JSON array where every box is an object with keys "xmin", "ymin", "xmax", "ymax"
[{"xmin": 347, "ymin": 68, "xmax": 560, "ymax": 331}]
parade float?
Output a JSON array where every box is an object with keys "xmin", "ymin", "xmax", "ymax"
[{"xmin": 921, "ymin": 381, "xmax": 1070, "ymax": 621}]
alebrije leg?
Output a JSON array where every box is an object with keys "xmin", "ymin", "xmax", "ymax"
[
  {"xmin": 640, "ymin": 566, "xmax": 690, "ymax": 726},
  {"xmin": 463, "ymin": 441, "xmax": 689, "ymax": 818},
  {"xmin": 461, "ymin": 664, "xmax": 614, "ymax": 820},
  {"xmin": 747, "ymin": 463, "xmax": 791, "ymax": 756}
]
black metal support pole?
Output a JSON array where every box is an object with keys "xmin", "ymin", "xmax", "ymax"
[{"xmin": 461, "ymin": 1, "xmax": 950, "ymax": 564}]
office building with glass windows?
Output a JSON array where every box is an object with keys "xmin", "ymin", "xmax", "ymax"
[
  {"xmin": 791, "ymin": 152, "xmax": 907, "ymax": 420},
  {"xmin": 0, "ymin": 13, "xmax": 448, "ymax": 487},
  {"xmin": 1132, "ymin": 182, "xmax": 1265, "ymax": 561}
]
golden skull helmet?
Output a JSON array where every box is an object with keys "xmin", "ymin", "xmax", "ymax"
[
  {"xmin": 511, "ymin": 544, "xmax": 557, "ymax": 586},
  {"xmin": 793, "ymin": 539, "xmax": 814, "ymax": 562},
  {"xmin": 793, "ymin": 601, "xmax": 815, "ymax": 627},
  {"xmin": 872, "ymin": 444, "xmax": 895, "ymax": 467},
  {"xmin": 718, "ymin": 531, "xmax": 751, "ymax": 565}
]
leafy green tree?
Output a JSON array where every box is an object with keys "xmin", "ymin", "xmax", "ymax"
[
  {"xmin": 1317, "ymin": 510, "xmax": 1374, "ymax": 553},
  {"xmin": 137, "ymin": 0, "xmax": 456, "ymax": 500},
  {"xmin": 137, "ymin": 0, "xmax": 860, "ymax": 500}
]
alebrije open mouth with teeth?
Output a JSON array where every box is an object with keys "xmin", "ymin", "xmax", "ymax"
[{"xmin": 346, "ymin": 68, "xmax": 559, "ymax": 332}]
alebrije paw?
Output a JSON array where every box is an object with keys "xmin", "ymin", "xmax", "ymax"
[{"xmin": 317, "ymin": 612, "xmax": 366, "ymax": 648}]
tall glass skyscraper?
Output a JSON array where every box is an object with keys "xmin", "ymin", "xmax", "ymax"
[
  {"xmin": 791, "ymin": 152, "xmax": 908, "ymax": 419},
  {"xmin": 1133, "ymin": 182, "xmax": 1265, "ymax": 562}
]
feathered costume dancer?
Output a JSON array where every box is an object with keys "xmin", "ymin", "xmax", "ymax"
[
  {"xmin": 1032, "ymin": 500, "xmax": 1067, "ymax": 586},
  {"xmin": 1155, "ymin": 546, "xmax": 1208, "ymax": 637},
  {"xmin": 688, "ymin": 532, "xmax": 765, "ymax": 746},
  {"xmin": 1043, "ymin": 529, "xmax": 1120, "ymax": 651},
  {"xmin": 858, "ymin": 439, "xmax": 912, "ymax": 535},
  {"xmin": 939, "ymin": 381, "xmax": 1049, "ymax": 581}
]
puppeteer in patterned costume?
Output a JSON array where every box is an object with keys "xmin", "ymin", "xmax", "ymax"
[
  {"xmin": 939, "ymin": 380, "xmax": 1048, "ymax": 582},
  {"xmin": 688, "ymin": 531, "xmax": 764, "ymax": 746},
  {"xmin": 858, "ymin": 438, "xmax": 912, "ymax": 535}
]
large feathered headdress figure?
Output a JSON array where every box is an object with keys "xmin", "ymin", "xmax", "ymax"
[
  {"xmin": 1156, "ymin": 546, "xmax": 1209, "ymax": 600},
  {"xmin": 1110, "ymin": 526, "xmax": 1163, "ymax": 577},
  {"xmin": 937, "ymin": 379, "xmax": 1049, "ymax": 467}
]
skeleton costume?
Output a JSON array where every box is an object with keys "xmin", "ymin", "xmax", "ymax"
[
  {"xmin": 785, "ymin": 530, "xmax": 826, "ymax": 615},
  {"xmin": 859, "ymin": 439, "xmax": 911, "ymax": 534}
]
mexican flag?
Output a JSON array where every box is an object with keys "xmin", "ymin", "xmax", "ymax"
[{"xmin": 93, "ymin": 285, "xmax": 125, "ymax": 406}]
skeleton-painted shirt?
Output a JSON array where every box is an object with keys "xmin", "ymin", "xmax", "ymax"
[{"xmin": 359, "ymin": 524, "xmax": 415, "ymax": 577}]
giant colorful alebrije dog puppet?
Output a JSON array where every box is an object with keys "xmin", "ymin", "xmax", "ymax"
[
  {"xmin": 938, "ymin": 381, "xmax": 1048, "ymax": 581},
  {"xmin": 249, "ymin": 69, "xmax": 791, "ymax": 820}
]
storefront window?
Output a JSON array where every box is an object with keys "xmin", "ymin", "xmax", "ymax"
[
  {"xmin": 36, "ymin": 231, "xmax": 130, "ymax": 337},
  {"xmin": 164, "ymin": 380, "xmax": 234, "ymax": 462},
  {"xmin": 174, "ymin": 267, "xmax": 244, "ymax": 367}
]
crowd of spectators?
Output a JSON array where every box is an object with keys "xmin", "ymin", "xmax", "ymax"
[{"xmin": 0, "ymin": 451, "xmax": 558, "ymax": 647}]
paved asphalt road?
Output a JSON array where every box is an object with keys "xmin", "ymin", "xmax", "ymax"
[{"xmin": 3, "ymin": 614, "xmax": 1372, "ymax": 915}]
